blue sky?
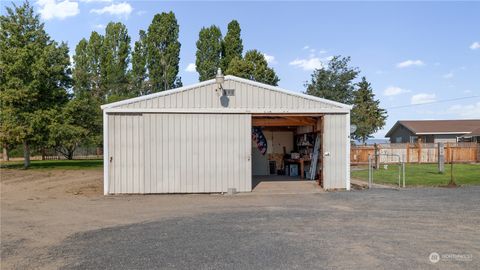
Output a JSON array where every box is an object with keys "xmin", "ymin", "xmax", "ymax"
[{"xmin": 3, "ymin": 0, "xmax": 480, "ymax": 137}]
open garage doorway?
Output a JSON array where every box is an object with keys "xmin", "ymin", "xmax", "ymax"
[{"xmin": 251, "ymin": 114, "xmax": 324, "ymax": 193}]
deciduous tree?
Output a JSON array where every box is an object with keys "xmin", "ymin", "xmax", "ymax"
[
  {"xmin": 131, "ymin": 30, "xmax": 148, "ymax": 95},
  {"xmin": 102, "ymin": 22, "xmax": 131, "ymax": 100},
  {"xmin": 48, "ymin": 95, "xmax": 102, "ymax": 160},
  {"xmin": 0, "ymin": 1, "xmax": 71, "ymax": 168},
  {"xmin": 221, "ymin": 20, "xmax": 243, "ymax": 71},
  {"xmin": 86, "ymin": 31, "xmax": 104, "ymax": 100},
  {"xmin": 226, "ymin": 50, "xmax": 279, "ymax": 86},
  {"xmin": 72, "ymin": 38, "xmax": 90, "ymax": 95},
  {"xmin": 196, "ymin": 25, "xmax": 223, "ymax": 81},
  {"xmin": 305, "ymin": 56, "xmax": 359, "ymax": 104},
  {"xmin": 146, "ymin": 12, "xmax": 181, "ymax": 92}
]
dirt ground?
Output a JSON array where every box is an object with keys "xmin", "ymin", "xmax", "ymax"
[
  {"xmin": 1, "ymin": 169, "xmax": 258, "ymax": 269},
  {"xmin": 1, "ymin": 169, "xmax": 479, "ymax": 269}
]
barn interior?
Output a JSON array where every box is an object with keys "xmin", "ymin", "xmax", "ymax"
[{"xmin": 251, "ymin": 115, "xmax": 324, "ymax": 191}]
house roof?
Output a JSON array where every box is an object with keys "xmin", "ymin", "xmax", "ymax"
[
  {"xmin": 101, "ymin": 75, "xmax": 352, "ymax": 111},
  {"xmin": 465, "ymin": 127, "xmax": 480, "ymax": 137},
  {"xmin": 385, "ymin": 119, "xmax": 480, "ymax": 137}
]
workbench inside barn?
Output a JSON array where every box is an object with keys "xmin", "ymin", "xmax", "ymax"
[{"xmin": 252, "ymin": 116, "xmax": 323, "ymax": 183}]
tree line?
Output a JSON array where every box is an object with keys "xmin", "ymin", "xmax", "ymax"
[
  {"xmin": 195, "ymin": 21, "xmax": 279, "ymax": 85},
  {"xmin": 1, "ymin": 1, "xmax": 385, "ymax": 168}
]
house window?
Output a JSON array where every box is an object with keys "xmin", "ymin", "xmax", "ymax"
[
  {"xmin": 395, "ymin": 137, "xmax": 402, "ymax": 143},
  {"xmin": 409, "ymin": 136, "xmax": 418, "ymax": 143}
]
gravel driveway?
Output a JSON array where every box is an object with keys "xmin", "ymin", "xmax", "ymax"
[
  {"xmin": 2, "ymin": 170, "xmax": 479, "ymax": 269},
  {"xmin": 50, "ymin": 187, "xmax": 480, "ymax": 270}
]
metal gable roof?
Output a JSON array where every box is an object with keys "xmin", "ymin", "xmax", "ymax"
[{"xmin": 101, "ymin": 75, "xmax": 352, "ymax": 111}]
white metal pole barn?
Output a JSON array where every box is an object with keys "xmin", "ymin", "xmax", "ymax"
[{"xmin": 101, "ymin": 74, "xmax": 352, "ymax": 194}]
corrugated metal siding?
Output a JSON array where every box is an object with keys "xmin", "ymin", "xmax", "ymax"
[
  {"xmin": 107, "ymin": 113, "xmax": 251, "ymax": 194},
  {"xmin": 118, "ymin": 79, "xmax": 338, "ymax": 110},
  {"xmin": 322, "ymin": 114, "xmax": 349, "ymax": 189},
  {"xmin": 108, "ymin": 113, "xmax": 144, "ymax": 193}
]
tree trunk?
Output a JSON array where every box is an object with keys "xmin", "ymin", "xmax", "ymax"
[
  {"xmin": 23, "ymin": 140, "xmax": 30, "ymax": 169},
  {"xmin": 2, "ymin": 143, "xmax": 9, "ymax": 162}
]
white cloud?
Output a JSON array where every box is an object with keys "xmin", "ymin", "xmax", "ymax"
[
  {"xmin": 289, "ymin": 57, "xmax": 323, "ymax": 71},
  {"xmin": 136, "ymin": 10, "xmax": 146, "ymax": 16},
  {"xmin": 469, "ymin": 42, "xmax": 480, "ymax": 50},
  {"xmin": 37, "ymin": 0, "xmax": 79, "ymax": 20},
  {"xmin": 185, "ymin": 63, "xmax": 196, "ymax": 72},
  {"xmin": 443, "ymin": 72, "xmax": 454, "ymax": 79},
  {"xmin": 80, "ymin": 0, "xmax": 112, "ymax": 3},
  {"xmin": 447, "ymin": 102, "xmax": 480, "ymax": 118},
  {"xmin": 303, "ymin": 45, "xmax": 309, "ymax": 50},
  {"xmin": 464, "ymin": 89, "xmax": 472, "ymax": 94},
  {"xmin": 262, "ymin": 53, "xmax": 276, "ymax": 64},
  {"xmin": 411, "ymin": 93, "xmax": 436, "ymax": 105},
  {"xmin": 90, "ymin": 2, "xmax": 132, "ymax": 16},
  {"xmin": 383, "ymin": 86, "xmax": 410, "ymax": 96},
  {"xmin": 396, "ymin": 59, "xmax": 425, "ymax": 68},
  {"xmin": 93, "ymin": 24, "xmax": 105, "ymax": 29}
]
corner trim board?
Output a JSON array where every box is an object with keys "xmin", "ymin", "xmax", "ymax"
[{"xmin": 103, "ymin": 111, "xmax": 109, "ymax": 195}]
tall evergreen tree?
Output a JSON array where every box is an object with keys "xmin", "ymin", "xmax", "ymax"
[
  {"xmin": 221, "ymin": 20, "xmax": 243, "ymax": 71},
  {"xmin": 102, "ymin": 22, "xmax": 131, "ymax": 100},
  {"xmin": 0, "ymin": 1, "xmax": 71, "ymax": 168},
  {"xmin": 146, "ymin": 12, "xmax": 181, "ymax": 92},
  {"xmin": 131, "ymin": 30, "xmax": 148, "ymax": 95},
  {"xmin": 351, "ymin": 77, "xmax": 387, "ymax": 143},
  {"xmin": 305, "ymin": 56, "xmax": 359, "ymax": 104},
  {"xmin": 195, "ymin": 25, "xmax": 223, "ymax": 81},
  {"xmin": 226, "ymin": 50, "xmax": 279, "ymax": 86}
]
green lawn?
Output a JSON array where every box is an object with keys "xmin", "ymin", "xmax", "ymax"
[
  {"xmin": 0, "ymin": 159, "xmax": 103, "ymax": 170},
  {"xmin": 351, "ymin": 163, "xmax": 480, "ymax": 186}
]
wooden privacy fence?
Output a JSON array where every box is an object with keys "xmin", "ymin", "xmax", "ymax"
[{"xmin": 351, "ymin": 143, "xmax": 479, "ymax": 164}]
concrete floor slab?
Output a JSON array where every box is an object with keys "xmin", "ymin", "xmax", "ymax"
[{"xmin": 252, "ymin": 175, "xmax": 323, "ymax": 194}]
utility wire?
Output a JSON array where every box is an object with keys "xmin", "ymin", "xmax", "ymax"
[{"xmin": 386, "ymin": 95, "xmax": 480, "ymax": 110}]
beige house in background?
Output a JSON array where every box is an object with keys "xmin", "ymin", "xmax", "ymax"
[{"xmin": 386, "ymin": 119, "xmax": 480, "ymax": 143}]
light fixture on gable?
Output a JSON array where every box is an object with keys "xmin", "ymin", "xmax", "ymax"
[{"xmin": 215, "ymin": 68, "xmax": 224, "ymax": 96}]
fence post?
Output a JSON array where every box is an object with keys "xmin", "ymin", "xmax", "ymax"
[
  {"xmin": 374, "ymin": 143, "xmax": 379, "ymax": 170},
  {"xmin": 446, "ymin": 143, "xmax": 451, "ymax": 163},
  {"xmin": 438, "ymin": 142, "xmax": 445, "ymax": 173},
  {"xmin": 368, "ymin": 154, "xmax": 372, "ymax": 189},
  {"xmin": 417, "ymin": 139, "xmax": 422, "ymax": 164},
  {"xmin": 406, "ymin": 143, "xmax": 410, "ymax": 164},
  {"xmin": 477, "ymin": 144, "xmax": 480, "ymax": 162}
]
